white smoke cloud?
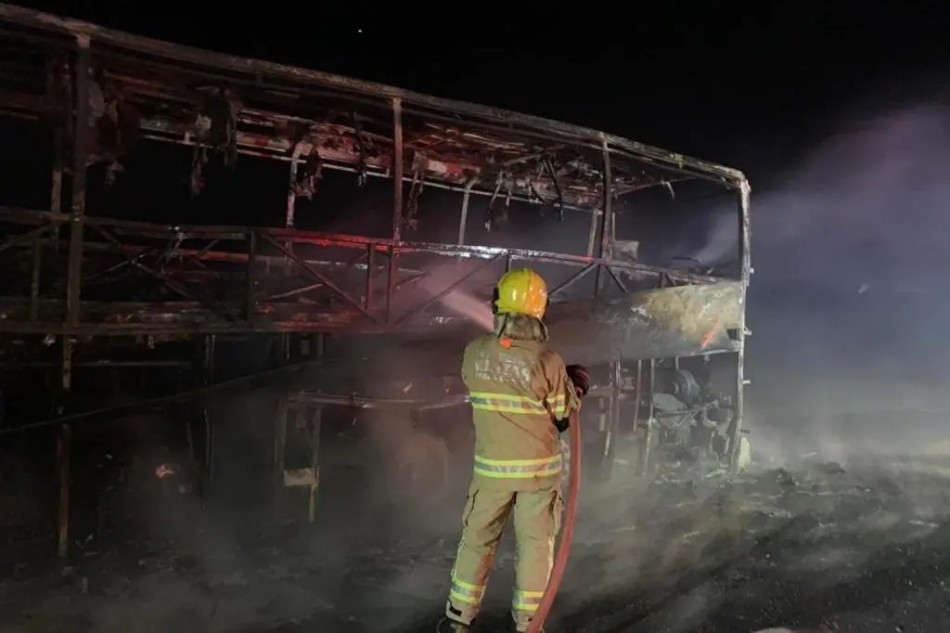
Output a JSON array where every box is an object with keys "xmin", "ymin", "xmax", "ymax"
[{"xmin": 731, "ymin": 103, "xmax": 950, "ymax": 459}]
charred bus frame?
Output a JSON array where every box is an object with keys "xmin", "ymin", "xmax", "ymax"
[{"xmin": 0, "ymin": 4, "xmax": 751, "ymax": 555}]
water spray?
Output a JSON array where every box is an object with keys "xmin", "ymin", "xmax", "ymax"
[{"xmin": 439, "ymin": 289, "xmax": 494, "ymax": 331}]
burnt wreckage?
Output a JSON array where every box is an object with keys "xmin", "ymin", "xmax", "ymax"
[{"xmin": 0, "ymin": 5, "xmax": 751, "ymax": 554}]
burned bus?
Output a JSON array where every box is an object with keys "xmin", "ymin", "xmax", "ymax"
[{"xmin": 0, "ymin": 5, "xmax": 750, "ymax": 551}]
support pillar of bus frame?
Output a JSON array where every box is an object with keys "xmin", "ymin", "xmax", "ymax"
[
  {"xmin": 594, "ymin": 137, "xmax": 613, "ymax": 293},
  {"xmin": 386, "ymin": 97, "xmax": 404, "ymax": 323},
  {"xmin": 600, "ymin": 359, "xmax": 621, "ymax": 481},
  {"xmin": 631, "ymin": 360, "xmax": 644, "ymax": 475},
  {"xmin": 637, "ymin": 359, "xmax": 656, "ymax": 477},
  {"xmin": 307, "ymin": 406, "xmax": 322, "ymax": 523},
  {"xmin": 455, "ymin": 178, "xmax": 478, "ymax": 272},
  {"xmin": 728, "ymin": 179, "xmax": 751, "ymax": 476},
  {"xmin": 273, "ymin": 359, "xmax": 288, "ymax": 521},
  {"xmin": 283, "ymin": 141, "xmax": 303, "ymax": 276},
  {"xmin": 57, "ymin": 34, "xmax": 92, "ymax": 559},
  {"xmin": 594, "ymin": 138, "xmax": 620, "ymax": 479},
  {"xmin": 47, "ymin": 53, "xmax": 64, "ymax": 254},
  {"xmin": 199, "ymin": 334, "xmax": 216, "ymax": 496},
  {"xmin": 274, "ymin": 333, "xmax": 324, "ymax": 521},
  {"xmin": 307, "ymin": 334, "xmax": 325, "ymax": 522}
]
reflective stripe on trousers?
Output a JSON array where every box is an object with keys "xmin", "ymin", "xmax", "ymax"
[
  {"xmin": 449, "ymin": 576, "xmax": 485, "ymax": 606},
  {"xmin": 474, "ymin": 454, "xmax": 562, "ymax": 479},
  {"xmin": 512, "ymin": 588, "xmax": 545, "ymax": 612}
]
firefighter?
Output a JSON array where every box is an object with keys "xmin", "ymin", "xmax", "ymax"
[{"xmin": 438, "ymin": 268, "xmax": 590, "ymax": 633}]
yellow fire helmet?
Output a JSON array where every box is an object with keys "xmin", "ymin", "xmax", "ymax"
[{"xmin": 494, "ymin": 268, "xmax": 548, "ymax": 320}]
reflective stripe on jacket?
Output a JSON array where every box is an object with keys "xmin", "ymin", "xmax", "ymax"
[{"xmin": 461, "ymin": 330, "xmax": 579, "ymax": 491}]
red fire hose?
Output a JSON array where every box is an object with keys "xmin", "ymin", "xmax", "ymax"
[{"xmin": 525, "ymin": 408, "xmax": 581, "ymax": 633}]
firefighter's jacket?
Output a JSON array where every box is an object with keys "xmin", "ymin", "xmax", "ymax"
[{"xmin": 461, "ymin": 315, "xmax": 580, "ymax": 492}]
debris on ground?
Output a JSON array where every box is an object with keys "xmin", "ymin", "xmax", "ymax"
[{"xmin": 2, "ymin": 457, "xmax": 950, "ymax": 632}]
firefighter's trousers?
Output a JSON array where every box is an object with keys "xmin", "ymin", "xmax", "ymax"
[{"xmin": 445, "ymin": 483, "xmax": 562, "ymax": 631}]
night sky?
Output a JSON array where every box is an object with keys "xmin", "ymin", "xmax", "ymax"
[{"xmin": 12, "ymin": 1, "xmax": 950, "ymax": 438}]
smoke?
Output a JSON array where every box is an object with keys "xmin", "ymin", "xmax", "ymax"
[
  {"xmin": 680, "ymin": 103, "xmax": 950, "ymax": 464},
  {"xmin": 689, "ymin": 209, "xmax": 738, "ymax": 268}
]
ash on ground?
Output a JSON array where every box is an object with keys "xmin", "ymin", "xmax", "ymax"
[{"xmin": 3, "ymin": 455, "xmax": 950, "ymax": 633}]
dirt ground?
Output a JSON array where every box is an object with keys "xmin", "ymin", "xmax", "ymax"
[{"xmin": 3, "ymin": 452, "xmax": 950, "ymax": 633}]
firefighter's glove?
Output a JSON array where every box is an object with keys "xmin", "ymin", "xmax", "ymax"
[
  {"xmin": 566, "ymin": 364, "xmax": 591, "ymax": 398},
  {"xmin": 554, "ymin": 417, "xmax": 570, "ymax": 434}
]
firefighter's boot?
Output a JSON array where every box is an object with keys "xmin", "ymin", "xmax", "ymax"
[
  {"xmin": 511, "ymin": 618, "xmax": 544, "ymax": 633},
  {"xmin": 437, "ymin": 616, "xmax": 471, "ymax": 632}
]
